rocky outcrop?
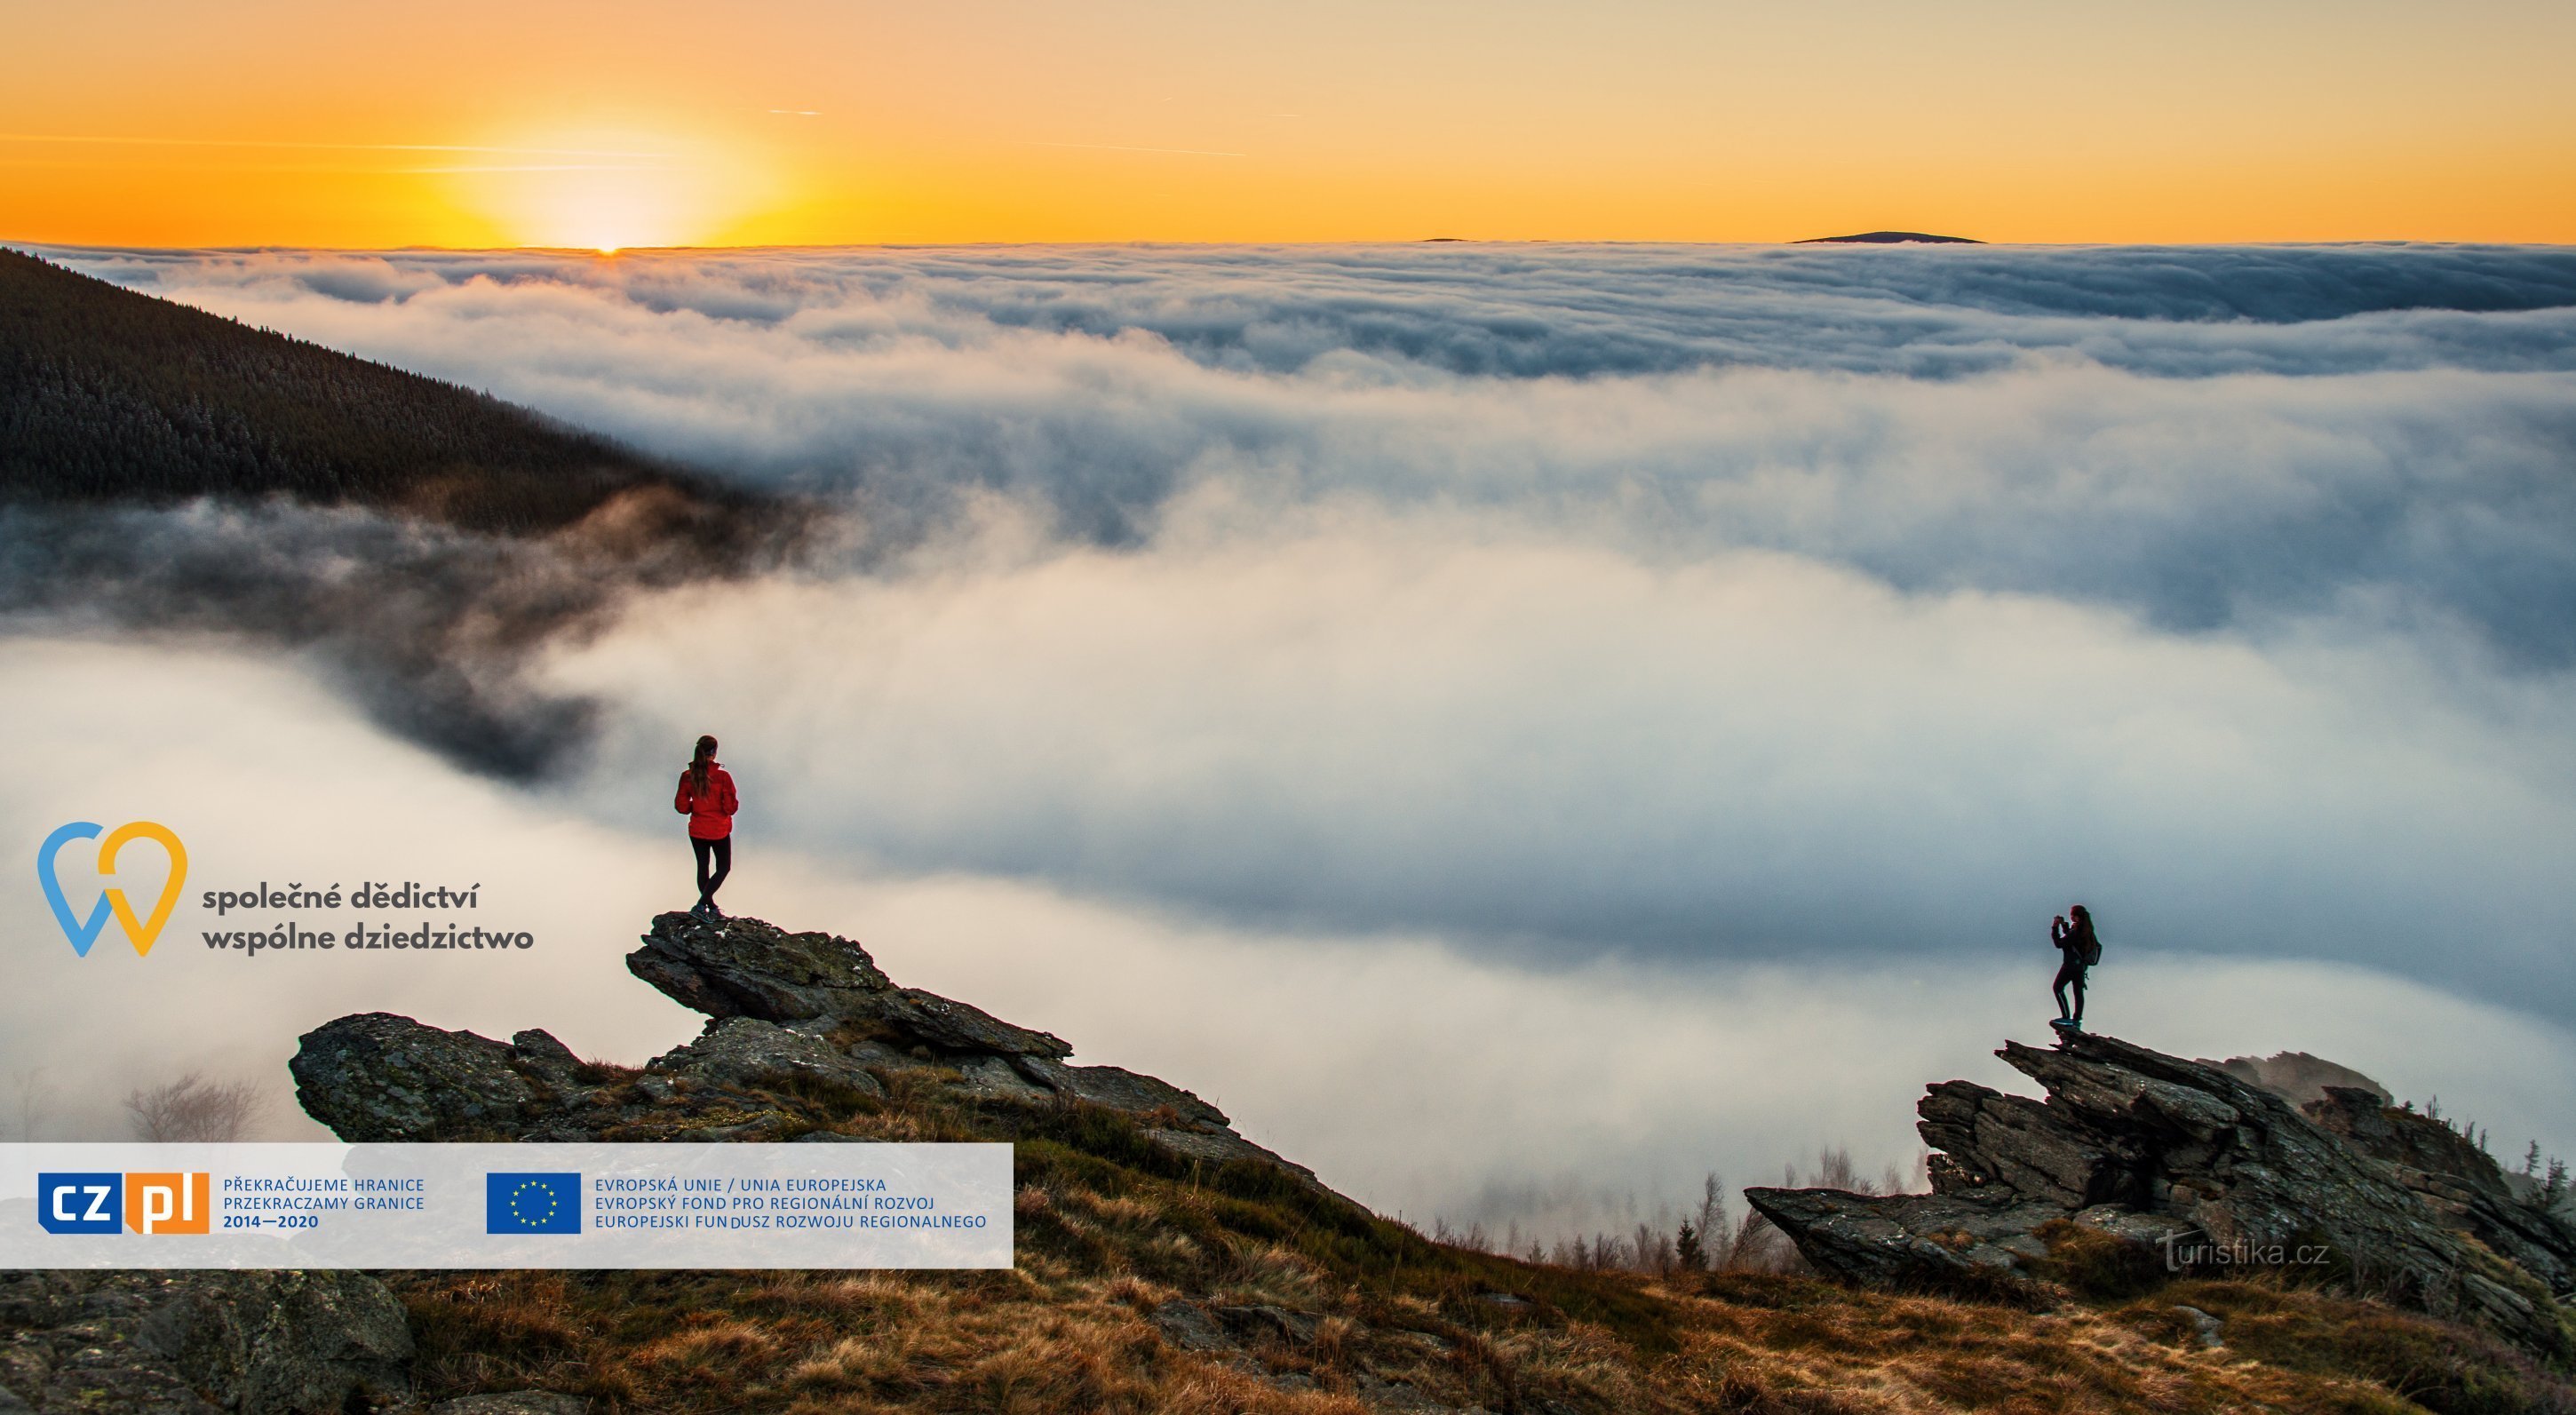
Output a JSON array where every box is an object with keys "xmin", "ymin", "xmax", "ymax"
[
  {"xmin": 288, "ymin": 1012, "xmax": 540, "ymax": 1142},
  {"xmin": 1746, "ymin": 1031, "xmax": 2576, "ymax": 1354},
  {"xmin": 291, "ymin": 911, "xmax": 1308, "ymax": 1183},
  {"xmin": 624, "ymin": 911, "xmax": 892, "ymax": 1021},
  {"xmin": 2305, "ymin": 1085, "xmax": 2576, "ymax": 1300},
  {"xmin": 649, "ymin": 1016, "xmax": 886, "ymax": 1094},
  {"xmin": 0, "ymin": 1269, "xmax": 410, "ymax": 1414}
]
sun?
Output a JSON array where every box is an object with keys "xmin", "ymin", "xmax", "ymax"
[{"xmin": 443, "ymin": 124, "xmax": 775, "ymax": 250}]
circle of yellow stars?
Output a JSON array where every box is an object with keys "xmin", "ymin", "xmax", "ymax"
[{"xmin": 507, "ymin": 1179, "xmax": 561, "ymax": 1228}]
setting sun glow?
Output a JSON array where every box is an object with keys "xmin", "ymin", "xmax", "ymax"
[
  {"xmin": 4, "ymin": 0, "xmax": 2575, "ymax": 245},
  {"xmin": 441, "ymin": 129, "xmax": 773, "ymax": 251}
]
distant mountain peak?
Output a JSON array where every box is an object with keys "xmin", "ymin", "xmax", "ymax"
[{"xmin": 1796, "ymin": 230, "xmax": 1983, "ymax": 244}]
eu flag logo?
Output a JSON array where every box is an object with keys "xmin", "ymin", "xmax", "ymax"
[{"xmin": 484, "ymin": 1173, "xmax": 581, "ymax": 1234}]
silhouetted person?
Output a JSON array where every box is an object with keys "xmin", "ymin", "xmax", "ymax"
[
  {"xmin": 2051, "ymin": 903, "xmax": 2099, "ymax": 1031},
  {"xmin": 676, "ymin": 734, "xmax": 738, "ymax": 919}
]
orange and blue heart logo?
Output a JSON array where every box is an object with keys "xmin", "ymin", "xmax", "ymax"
[{"xmin": 37, "ymin": 821, "xmax": 188, "ymax": 958}]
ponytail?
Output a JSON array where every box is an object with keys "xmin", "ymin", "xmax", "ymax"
[{"xmin": 690, "ymin": 735, "xmax": 718, "ymax": 794}]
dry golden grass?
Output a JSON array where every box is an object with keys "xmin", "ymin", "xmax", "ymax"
[{"xmin": 394, "ymin": 1060, "xmax": 2576, "ymax": 1414}]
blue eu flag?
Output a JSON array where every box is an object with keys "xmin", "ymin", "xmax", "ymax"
[{"xmin": 485, "ymin": 1173, "xmax": 581, "ymax": 1234}]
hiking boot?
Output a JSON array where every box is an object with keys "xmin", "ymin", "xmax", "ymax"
[{"xmin": 704, "ymin": 901, "xmax": 726, "ymax": 921}]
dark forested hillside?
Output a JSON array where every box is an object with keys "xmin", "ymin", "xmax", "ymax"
[
  {"xmin": 0, "ymin": 248, "xmax": 761, "ymax": 539},
  {"xmin": 0, "ymin": 247, "xmax": 806, "ymax": 778}
]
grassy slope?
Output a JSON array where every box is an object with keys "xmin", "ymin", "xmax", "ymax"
[{"xmin": 394, "ymin": 1061, "xmax": 2576, "ymax": 1415}]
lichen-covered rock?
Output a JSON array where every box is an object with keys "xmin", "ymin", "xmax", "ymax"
[
  {"xmin": 650, "ymin": 1017, "xmax": 885, "ymax": 1095},
  {"xmin": 625, "ymin": 912, "xmax": 891, "ymax": 1021},
  {"xmin": 1748, "ymin": 1030, "xmax": 2572, "ymax": 1354},
  {"xmin": 0, "ymin": 1270, "xmax": 408, "ymax": 1415},
  {"xmin": 288, "ymin": 1012, "xmax": 536, "ymax": 1141}
]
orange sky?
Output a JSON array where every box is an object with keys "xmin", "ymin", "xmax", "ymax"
[{"xmin": 5, "ymin": 0, "xmax": 2573, "ymax": 248}]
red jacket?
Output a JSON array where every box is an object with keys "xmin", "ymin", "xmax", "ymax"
[{"xmin": 675, "ymin": 765, "xmax": 738, "ymax": 840}]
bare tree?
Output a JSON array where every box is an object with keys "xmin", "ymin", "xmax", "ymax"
[
  {"xmin": 9, "ymin": 1069, "xmax": 49, "ymax": 1141},
  {"xmin": 125, "ymin": 1073, "xmax": 268, "ymax": 1142}
]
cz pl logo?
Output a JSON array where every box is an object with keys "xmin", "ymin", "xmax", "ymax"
[
  {"xmin": 36, "ymin": 821, "xmax": 188, "ymax": 958},
  {"xmin": 37, "ymin": 1172, "xmax": 212, "ymax": 1235}
]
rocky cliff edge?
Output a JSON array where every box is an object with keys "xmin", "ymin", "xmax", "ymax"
[
  {"xmin": 289, "ymin": 910, "xmax": 1314, "ymax": 1181},
  {"xmin": 1745, "ymin": 1029, "xmax": 2576, "ymax": 1354}
]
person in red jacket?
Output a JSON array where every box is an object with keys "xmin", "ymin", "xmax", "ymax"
[{"xmin": 675, "ymin": 734, "xmax": 738, "ymax": 919}]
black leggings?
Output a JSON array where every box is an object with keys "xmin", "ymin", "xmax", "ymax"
[
  {"xmin": 2054, "ymin": 959, "xmax": 2087, "ymax": 1022},
  {"xmin": 692, "ymin": 836, "xmax": 732, "ymax": 904}
]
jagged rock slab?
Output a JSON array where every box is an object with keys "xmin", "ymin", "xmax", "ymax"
[
  {"xmin": 289, "ymin": 1013, "xmax": 539, "ymax": 1142},
  {"xmin": 1742, "ymin": 1188, "xmax": 2071, "ymax": 1284},
  {"xmin": 626, "ymin": 912, "xmax": 893, "ymax": 1022},
  {"xmin": 1148, "ymin": 1126, "xmax": 1321, "ymax": 1183},
  {"xmin": 650, "ymin": 1017, "xmax": 886, "ymax": 1095},
  {"xmin": 0, "ymin": 1269, "xmax": 409, "ymax": 1415},
  {"xmin": 1014, "ymin": 1057, "xmax": 1228, "ymax": 1126},
  {"xmin": 844, "ymin": 988, "xmax": 1073, "ymax": 1060},
  {"xmin": 1753, "ymin": 1029, "xmax": 2572, "ymax": 1354}
]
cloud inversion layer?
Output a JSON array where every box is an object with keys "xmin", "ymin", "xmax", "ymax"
[{"xmin": 24, "ymin": 242, "xmax": 2576, "ymax": 1024}]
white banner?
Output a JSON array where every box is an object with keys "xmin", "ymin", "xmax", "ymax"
[{"xmin": 0, "ymin": 1142, "xmax": 1013, "ymax": 1268}]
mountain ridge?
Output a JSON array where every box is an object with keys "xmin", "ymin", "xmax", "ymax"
[{"xmin": 7, "ymin": 910, "xmax": 2572, "ymax": 1411}]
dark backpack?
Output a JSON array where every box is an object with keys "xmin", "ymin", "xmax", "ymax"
[{"xmin": 2081, "ymin": 933, "xmax": 2103, "ymax": 967}]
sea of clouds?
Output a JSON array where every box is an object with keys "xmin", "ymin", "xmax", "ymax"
[{"xmin": 9, "ymin": 242, "xmax": 2576, "ymax": 1236}]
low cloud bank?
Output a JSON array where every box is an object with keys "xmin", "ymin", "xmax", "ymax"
[
  {"xmin": 48, "ymin": 243, "xmax": 2576, "ymax": 670},
  {"xmin": 10, "ymin": 243, "xmax": 2575, "ymax": 1032},
  {"xmin": 6, "ymin": 638, "xmax": 2571, "ymax": 1240}
]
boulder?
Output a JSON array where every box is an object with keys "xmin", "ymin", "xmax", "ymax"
[
  {"xmin": 507, "ymin": 1028, "xmax": 585, "ymax": 1093},
  {"xmin": 1747, "ymin": 1030, "xmax": 2571, "ymax": 1353},
  {"xmin": 289, "ymin": 1013, "xmax": 537, "ymax": 1141},
  {"xmin": 649, "ymin": 1017, "xmax": 885, "ymax": 1095},
  {"xmin": 625, "ymin": 912, "xmax": 893, "ymax": 1022}
]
